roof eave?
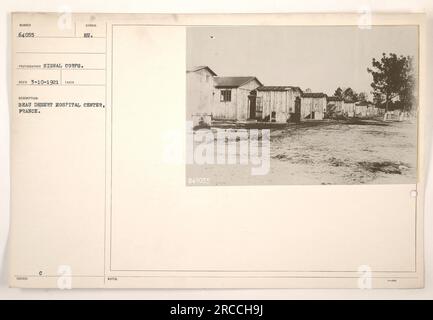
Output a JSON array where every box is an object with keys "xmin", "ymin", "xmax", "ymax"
[
  {"xmin": 215, "ymin": 86, "xmax": 239, "ymax": 89},
  {"xmin": 187, "ymin": 66, "xmax": 217, "ymax": 76},
  {"xmin": 238, "ymin": 77, "xmax": 263, "ymax": 88}
]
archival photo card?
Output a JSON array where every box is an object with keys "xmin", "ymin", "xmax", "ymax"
[
  {"xmin": 9, "ymin": 13, "xmax": 424, "ymax": 289},
  {"xmin": 186, "ymin": 26, "xmax": 419, "ymax": 186}
]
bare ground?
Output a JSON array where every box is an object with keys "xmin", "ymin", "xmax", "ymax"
[{"xmin": 186, "ymin": 119, "xmax": 417, "ymax": 186}]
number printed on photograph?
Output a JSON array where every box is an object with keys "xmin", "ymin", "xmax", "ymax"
[{"xmin": 185, "ymin": 26, "xmax": 418, "ymax": 186}]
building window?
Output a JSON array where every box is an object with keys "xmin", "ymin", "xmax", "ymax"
[{"xmin": 220, "ymin": 89, "xmax": 231, "ymax": 102}]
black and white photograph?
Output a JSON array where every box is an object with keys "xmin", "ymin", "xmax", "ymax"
[
  {"xmin": 3, "ymin": 8, "xmax": 429, "ymax": 295},
  {"xmin": 186, "ymin": 26, "xmax": 418, "ymax": 186}
]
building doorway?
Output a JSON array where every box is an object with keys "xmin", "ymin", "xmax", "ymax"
[
  {"xmin": 248, "ymin": 90, "xmax": 257, "ymax": 119},
  {"xmin": 293, "ymin": 96, "xmax": 301, "ymax": 122}
]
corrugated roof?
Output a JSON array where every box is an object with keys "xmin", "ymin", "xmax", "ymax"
[
  {"xmin": 187, "ymin": 66, "xmax": 217, "ymax": 76},
  {"xmin": 302, "ymin": 92, "xmax": 327, "ymax": 98},
  {"xmin": 257, "ymin": 86, "xmax": 302, "ymax": 93},
  {"xmin": 214, "ymin": 76, "xmax": 263, "ymax": 88}
]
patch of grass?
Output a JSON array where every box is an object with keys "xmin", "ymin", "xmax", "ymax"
[
  {"xmin": 357, "ymin": 161, "xmax": 409, "ymax": 174},
  {"xmin": 328, "ymin": 157, "xmax": 346, "ymax": 167},
  {"xmin": 272, "ymin": 154, "xmax": 291, "ymax": 161}
]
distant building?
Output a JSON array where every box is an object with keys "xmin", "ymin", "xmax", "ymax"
[
  {"xmin": 355, "ymin": 101, "xmax": 368, "ymax": 117},
  {"xmin": 343, "ymin": 100, "xmax": 356, "ymax": 117},
  {"xmin": 326, "ymin": 96, "xmax": 344, "ymax": 115},
  {"xmin": 256, "ymin": 86, "xmax": 303, "ymax": 122},
  {"xmin": 301, "ymin": 92, "xmax": 327, "ymax": 120},
  {"xmin": 367, "ymin": 103, "xmax": 376, "ymax": 116}
]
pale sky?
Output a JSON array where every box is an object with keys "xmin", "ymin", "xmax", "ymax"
[{"xmin": 187, "ymin": 26, "xmax": 418, "ymax": 99}]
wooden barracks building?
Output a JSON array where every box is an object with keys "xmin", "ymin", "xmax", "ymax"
[{"xmin": 187, "ymin": 66, "xmax": 375, "ymax": 125}]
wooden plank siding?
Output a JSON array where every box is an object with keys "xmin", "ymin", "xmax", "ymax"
[
  {"xmin": 343, "ymin": 101, "xmax": 356, "ymax": 117},
  {"xmin": 212, "ymin": 88, "xmax": 238, "ymax": 120},
  {"xmin": 326, "ymin": 99, "xmax": 344, "ymax": 114},
  {"xmin": 355, "ymin": 104, "xmax": 368, "ymax": 117},
  {"xmin": 300, "ymin": 96, "xmax": 327, "ymax": 120},
  {"xmin": 212, "ymin": 79, "xmax": 262, "ymax": 121},
  {"xmin": 257, "ymin": 88, "xmax": 302, "ymax": 122}
]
